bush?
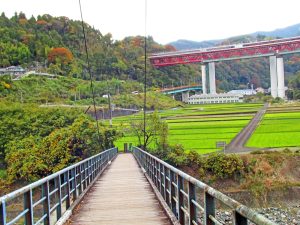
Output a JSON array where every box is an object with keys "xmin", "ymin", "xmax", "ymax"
[
  {"xmin": 250, "ymin": 150, "xmax": 264, "ymax": 154},
  {"xmin": 282, "ymin": 148, "xmax": 292, "ymax": 153},
  {"xmin": 5, "ymin": 116, "xmax": 118, "ymax": 182},
  {"xmin": 204, "ymin": 153, "xmax": 244, "ymax": 179},
  {"xmin": 163, "ymin": 144, "xmax": 187, "ymax": 167}
]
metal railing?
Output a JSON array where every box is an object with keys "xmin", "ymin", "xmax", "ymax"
[
  {"xmin": 0, "ymin": 147, "xmax": 118, "ymax": 225},
  {"xmin": 133, "ymin": 147, "xmax": 276, "ymax": 225}
]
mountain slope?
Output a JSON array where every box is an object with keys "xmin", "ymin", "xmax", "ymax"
[
  {"xmin": 253, "ymin": 23, "xmax": 300, "ymax": 38},
  {"xmin": 0, "ymin": 12, "xmax": 198, "ymax": 87},
  {"xmin": 170, "ymin": 23, "xmax": 300, "ymax": 50}
]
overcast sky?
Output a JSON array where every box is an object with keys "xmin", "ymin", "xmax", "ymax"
[{"xmin": 1, "ymin": 0, "xmax": 300, "ymax": 44}]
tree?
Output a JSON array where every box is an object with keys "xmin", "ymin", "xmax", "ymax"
[
  {"xmin": 48, "ymin": 47, "xmax": 73, "ymax": 64},
  {"xmin": 130, "ymin": 111, "xmax": 168, "ymax": 150},
  {"xmin": 288, "ymin": 72, "xmax": 300, "ymax": 99}
]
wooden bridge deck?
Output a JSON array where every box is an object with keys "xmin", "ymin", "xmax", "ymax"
[{"xmin": 69, "ymin": 153, "xmax": 171, "ymax": 225}]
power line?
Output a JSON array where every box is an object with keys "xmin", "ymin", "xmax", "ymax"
[
  {"xmin": 143, "ymin": 0, "xmax": 147, "ymax": 151},
  {"xmin": 78, "ymin": 0, "xmax": 102, "ymax": 146}
]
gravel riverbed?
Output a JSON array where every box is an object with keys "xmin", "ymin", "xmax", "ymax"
[{"xmin": 195, "ymin": 205, "xmax": 300, "ymax": 224}]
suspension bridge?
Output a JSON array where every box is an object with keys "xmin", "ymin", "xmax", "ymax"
[{"xmin": 0, "ymin": 147, "xmax": 276, "ymax": 225}]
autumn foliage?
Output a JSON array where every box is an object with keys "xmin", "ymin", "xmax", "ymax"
[
  {"xmin": 165, "ymin": 44, "xmax": 176, "ymax": 51},
  {"xmin": 48, "ymin": 47, "xmax": 74, "ymax": 64},
  {"xmin": 36, "ymin": 20, "xmax": 47, "ymax": 25}
]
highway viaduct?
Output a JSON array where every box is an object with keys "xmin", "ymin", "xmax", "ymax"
[{"xmin": 150, "ymin": 36, "xmax": 300, "ymax": 98}]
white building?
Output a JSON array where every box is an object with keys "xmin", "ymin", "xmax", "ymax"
[
  {"xmin": 188, "ymin": 93, "xmax": 243, "ymax": 104},
  {"xmin": 228, "ymin": 89, "xmax": 257, "ymax": 95},
  {"xmin": 0, "ymin": 66, "xmax": 26, "ymax": 75}
]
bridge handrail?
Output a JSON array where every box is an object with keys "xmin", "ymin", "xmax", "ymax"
[
  {"xmin": 0, "ymin": 147, "xmax": 118, "ymax": 225},
  {"xmin": 133, "ymin": 147, "xmax": 276, "ymax": 225}
]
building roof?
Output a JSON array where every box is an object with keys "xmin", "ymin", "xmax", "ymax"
[
  {"xmin": 228, "ymin": 89, "xmax": 256, "ymax": 94},
  {"xmin": 189, "ymin": 93, "xmax": 243, "ymax": 98}
]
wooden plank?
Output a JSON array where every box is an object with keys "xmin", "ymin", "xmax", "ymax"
[{"xmin": 69, "ymin": 154, "xmax": 171, "ymax": 225}]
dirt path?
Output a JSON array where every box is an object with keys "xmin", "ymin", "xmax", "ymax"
[{"xmin": 226, "ymin": 103, "xmax": 268, "ymax": 153}]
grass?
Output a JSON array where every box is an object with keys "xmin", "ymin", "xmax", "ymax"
[
  {"xmin": 246, "ymin": 108, "xmax": 300, "ymax": 148},
  {"xmin": 114, "ymin": 103, "xmax": 262, "ymax": 154}
]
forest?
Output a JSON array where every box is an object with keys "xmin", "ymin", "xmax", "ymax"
[{"xmin": 1, "ymin": 12, "xmax": 300, "ymax": 91}]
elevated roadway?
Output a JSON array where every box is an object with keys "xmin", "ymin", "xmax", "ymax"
[{"xmin": 150, "ymin": 36, "xmax": 300, "ymax": 98}]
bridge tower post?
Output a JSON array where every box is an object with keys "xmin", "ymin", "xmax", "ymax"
[
  {"xmin": 269, "ymin": 56, "xmax": 278, "ymax": 98},
  {"xmin": 269, "ymin": 56, "xmax": 285, "ymax": 98},
  {"xmin": 208, "ymin": 62, "xmax": 216, "ymax": 94},
  {"xmin": 201, "ymin": 64, "xmax": 207, "ymax": 94},
  {"xmin": 277, "ymin": 57, "xmax": 285, "ymax": 98}
]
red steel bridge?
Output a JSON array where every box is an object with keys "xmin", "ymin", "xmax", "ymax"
[
  {"xmin": 150, "ymin": 36, "xmax": 300, "ymax": 99},
  {"xmin": 150, "ymin": 36, "xmax": 300, "ymax": 66}
]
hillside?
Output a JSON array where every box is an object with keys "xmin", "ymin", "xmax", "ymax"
[
  {"xmin": 1, "ymin": 12, "xmax": 300, "ymax": 92},
  {"xmin": 0, "ymin": 12, "xmax": 198, "ymax": 88},
  {"xmin": 0, "ymin": 75, "xmax": 181, "ymax": 109}
]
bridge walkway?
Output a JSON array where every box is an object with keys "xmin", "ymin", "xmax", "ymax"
[{"xmin": 68, "ymin": 153, "xmax": 171, "ymax": 225}]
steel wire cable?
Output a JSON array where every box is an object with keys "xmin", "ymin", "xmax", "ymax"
[{"xmin": 78, "ymin": 0, "xmax": 102, "ymax": 146}]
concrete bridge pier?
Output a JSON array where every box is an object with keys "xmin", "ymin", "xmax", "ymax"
[
  {"xmin": 208, "ymin": 62, "xmax": 216, "ymax": 94},
  {"xmin": 277, "ymin": 57, "xmax": 285, "ymax": 98},
  {"xmin": 269, "ymin": 56, "xmax": 285, "ymax": 98},
  {"xmin": 269, "ymin": 56, "xmax": 278, "ymax": 98},
  {"xmin": 182, "ymin": 91, "xmax": 190, "ymax": 102},
  {"xmin": 201, "ymin": 64, "xmax": 207, "ymax": 94}
]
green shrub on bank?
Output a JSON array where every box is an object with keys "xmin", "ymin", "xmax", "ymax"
[
  {"xmin": 203, "ymin": 153, "xmax": 244, "ymax": 179},
  {"xmin": 5, "ymin": 116, "xmax": 117, "ymax": 182}
]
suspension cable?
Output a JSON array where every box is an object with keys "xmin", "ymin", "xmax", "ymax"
[
  {"xmin": 78, "ymin": 0, "xmax": 102, "ymax": 146},
  {"xmin": 143, "ymin": 0, "xmax": 147, "ymax": 151}
]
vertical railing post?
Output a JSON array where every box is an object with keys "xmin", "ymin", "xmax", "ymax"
[
  {"xmin": 73, "ymin": 168, "xmax": 77, "ymax": 200},
  {"xmin": 164, "ymin": 167, "xmax": 170, "ymax": 205},
  {"xmin": 78, "ymin": 165, "xmax": 82, "ymax": 195},
  {"xmin": 57, "ymin": 176, "xmax": 62, "ymax": 220},
  {"xmin": 155, "ymin": 160, "xmax": 158, "ymax": 187},
  {"xmin": 91, "ymin": 158, "xmax": 94, "ymax": 180},
  {"xmin": 87, "ymin": 160, "xmax": 90, "ymax": 186},
  {"xmin": 24, "ymin": 189, "xmax": 33, "ymax": 225},
  {"xmin": 157, "ymin": 161, "xmax": 160, "ymax": 190},
  {"xmin": 42, "ymin": 181, "xmax": 50, "ymax": 225},
  {"xmin": 150, "ymin": 157, "xmax": 154, "ymax": 182},
  {"xmin": 84, "ymin": 162, "xmax": 88, "ymax": 189},
  {"xmin": 151, "ymin": 158, "xmax": 154, "ymax": 181},
  {"xmin": 66, "ymin": 171, "xmax": 71, "ymax": 209},
  {"xmin": 233, "ymin": 211, "xmax": 248, "ymax": 225},
  {"xmin": 147, "ymin": 155, "xmax": 150, "ymax": 175},
  {"xmin": 100, "ymin": 155, "xmax": 102, "ymax": 171},
  {"xmin": 97, "ymin": 156, "xmax": 100, "ymax": 173},
  {"xmin": 188, "ymin": 182, "xmax": 196, "ymax": 225},
  {"xmin": 170, "ymin": 170, "xmax": 177, "ymax": 217},
  {"xmin": 1, "ymin": 201, "xmax": 6, "ymax": 225},
  {"xmin": 204, "ymin": 191, "xmax": 215, "ymax": 225},
  {"xmin": 177, "ymin": 175, "xmax": 184, "ymax": 224},
  {"xmin": 160, "ymin": 164, "xmax": 164, "ymax": 197}
]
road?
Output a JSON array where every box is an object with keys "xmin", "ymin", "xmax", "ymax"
[{"xmin": 226, "ymin": 103, "xmax": 269, "ymax": 153}]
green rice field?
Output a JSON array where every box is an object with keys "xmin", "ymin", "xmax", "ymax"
[
  {"xmin": 113, "ymin": 103, "xmax": 262, "ymax": 154},
  {"xmin": 246, "ymin": 105, "xmax": 300, "ymax": 148}
]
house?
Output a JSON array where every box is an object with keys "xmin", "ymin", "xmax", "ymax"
[{"xmin": 0, "ymin": 66, "xmax": 26, "ymax": 75}]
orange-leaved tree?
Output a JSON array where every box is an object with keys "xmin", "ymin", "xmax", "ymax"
[{"xmin": 48, "ymin": 47, "xmax": 74, "ymax": 64}]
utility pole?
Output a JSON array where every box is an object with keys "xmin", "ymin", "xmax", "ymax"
[{"xmin": 108, "ymin": 93, "xmax": 112, "ymax": 127}]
